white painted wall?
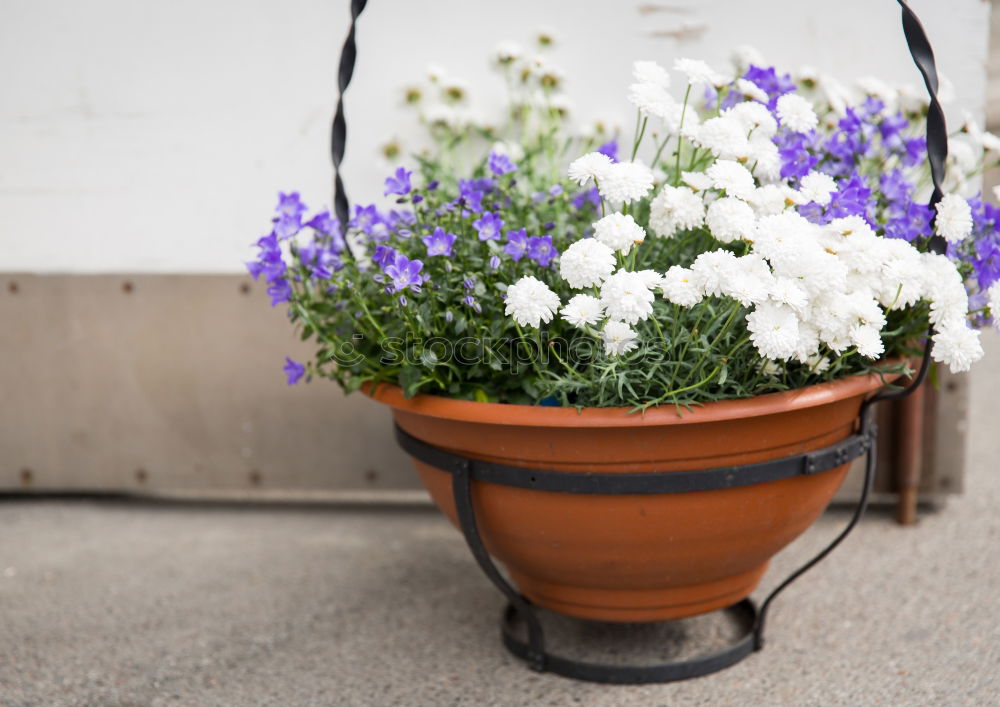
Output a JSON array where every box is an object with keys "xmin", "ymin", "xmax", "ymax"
[{"xmin": 0, "ymin": 0, "xmax": 989, "ymax": 273}]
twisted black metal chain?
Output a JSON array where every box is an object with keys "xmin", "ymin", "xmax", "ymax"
[{"xmin": 330, "ymin": 0, "xmax": 368, "ymax": 230}]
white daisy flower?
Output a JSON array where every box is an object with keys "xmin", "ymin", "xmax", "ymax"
[
  {"xmin": 681, "ymin": 171, "xmax": 714, "ymax": 192},
  {"xmin": 559, "ymin": 238, "xmax": 616, "ymax": 289},
  {"xmin": 673, "ymin": 57, "xmax": 726, "ymax": 87},
  {"xmin": 746, "ymin": 301, "xmax": 800, "ymax": 360},
  {"xmin": 690, "ymin": 114, "xmax": 749, "ymax": 160},
  {"xmin": 985, "ymin": 282, "xmax": 1000, "ymax": 330},
  {"xmin": 731, "ymin": 45, "xmax": 766, "ymax": 71},
  {"xmin": 851, "ymin": 324, "xmax": 884, "ymax": 359},
  {"xmin": 798, "ymin": 171, "xmax": 837, "ymax": 206},
  {"xmin": 734, "ymin": 78, "xmax": 770, "ymax": 104},
  {"xmin": 729, "ymin": 102, "xmax": 777, "ymax": 138},
  {"xmin": 747, "ymin": 136, "xmax": 782, "ymax": 180},
  {"xmin": 661, "ymin": 265, "xmax": 704, "ymax": 306},
  {"xmin": 628, "ymin": 82, "xmax": 682, "ymax": 125},
  {"xmin": 920, "ymin": 253, "xmax": 969, "ymax": 327},
  {"xmin": 750, "ymin": 211, "xmax": 816, "ymax": 261},
  {"xmin": 706, "ymin": 159, "xmax": 757, "ymax": 200},
  {"xmin": 649, "ymin": 185, "xmax": 705, "ymax": 238},
  {"xmin": 776, "ymin": 93, "xmax": 818, "ymax": 133},
  {"xmin": 747, "ymin": 184, "xmax": 792, "ymax": 216},
  {"xmin": 493, "ymin": 42, "xmax": 523, "ymax": 66},
  {"xmin": 601, "ymin": 321, "xmax": 640, "ymax": 357},
  {"xmin": 805, "ymin": 353, "xmax": 831, "ymax": 373},
  {"xmin": 932, "ymin": 324, "xmax": 984, "ymax": 373},
  {"xmin": 632, "ymin": 60, "xmax": 671, "ymax": 88},
  {"xmin": 706, "ymin": 196, "xmax": 756, "ymax": 243},
  {"xmin": 600, "ymin": 269, "xmax": 656, "ymax": 324},
  {"xmin": 934, "ymin": 194, "xmax": 973, "ymax": 243},
  {"xmin": 636, "ymin": 269, "xmax": 665, "ymax": 290},
  {"xmin": 597, "ymin": 161, "xmax": 655, "ymax": 205},
  {"xmin": 568, "ymin": 152, "xmax": 613, "ymax": 186},
  {"xmin": 504, "ymin": 275, "xmax": 561, "ymax": 328},
  {"xmin": 560, "ymin": 294, "xmax": 605, "ymax": 329},
  {"xmin": 691, "ymin": 250, "xmax": 739, "ymax": 297},
  {"xmin": 770, "ymin": 276, "xmax": 809, "ymax": 313},
  {"xmin": 719, "ymin": 255, "xmax": 773, "ymax": 307},
  {"xmin": 593, "ymin": 212, "xmax": 646, "ymax": 255}
]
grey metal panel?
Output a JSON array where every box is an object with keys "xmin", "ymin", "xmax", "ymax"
[{"xmin": 0, "ymin": 274, "xmax": 419, "ymax": 494}]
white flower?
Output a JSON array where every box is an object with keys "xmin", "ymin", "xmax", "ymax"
[
  {"xmin": 750, "ymin": 211, "xmax": 816, "ymax": 262},
  {"xmin": 984, "ymin": 282, "xmax": 1000, "ymax": 331},
  {"xmin": 593, "ymin": 212, "xmax": 646, "ymax": 254},
  {"xmin": 649, "ymin": 185, "xmax": 705, "ymax": 237},
  {"xmin": 770, "ymin": 276, "xmax": 809, "ymax": 313},
  {"xmin": 720, "ymin": 254, "xmax": 774, "ymax": 306},
  {"xmin": 491, "ymin": 140, "xmax": 525, "ymax": 162},
  {"xmin": 746, "ymin": 302, "xmax": 800, "ymax": 360},
  {"xmin": 934, "ymin": 194, "xmax": 973, "ymax": 243},
  {"xmin": 921, "ymin": 253, "xmax": 969, "ymax": 327},
  {"xmin": 747, "ymin": 184, "xmax": 792, "ymax": 216},
  {"xmin": 560, "ymin": 294, "xmax": 604, "ymax": 329},
  {"xmin": 602, "ymin": 321, "xmax": 640, "ymax": 356},
  {"xmin": 567, "ymin": 152, "xmax": 613, "ymax": 186},
  {"xmin": 691, "ymin": 250, "xmax": 739, "ymax": 297},
  {"xmin": 932, "ymin": 324, "xmax": 984, "ymax": 373},
  {"xmin": 734, "ymin": 78, "xmax": 769, "ymax": 104},
  {"xmin": 706, "ymin": 197, "xmax": 756, "ymax": 243},
  {"xmin": 628, "ymin": 82, "xmax": 682, "ymax": 126},
  {"xmin": 851, "ymin": 324, "xmax": 884, "ymax": 359},
  {"xmin": 731, "ymin": 45, "xmax": 766, "ymax": 71},
  {"xmin": 632, "ymin": 60, "xmax": 671, "ymax": 88},
  {"xmin": 747, "ymin": 136, "xmax": 781, "ymax": 180},
  {"xmin": 673, "ymin": 57, "xmax": 726, "ymax": 87},
  {"xmin": 493, "ymin": 42, "xmax": 523, "ymax": 66},
  {"xmin": 661, "ymin": 265, "xmax": 704, "ymax": 306},
  {"xmin": 798, "ymin": 171, "xmax": 837, "ymax": 206},
  {"xmin": 600, "ymin": 269, "xmax": 655, "ymax": 324},
  {"xmin": 636, "ymin": 269, "xmax": 665, "ymax": 290},
  {"xmin": 559, "ymin": 238, "xmax": 615, "ymax": 289},
  {"xmin": 597, "ymin": 161, "xmax": 655, "ymax": 205},
  {"xmin": 706, "ymin": 159, "xmax": 756, "ymax": 200},
  {"xmin": 690, "ymin": 114, "xmax": 749, "ymax": 160},
  {"xmin": 856, "ymin": 76, "xmax": 897, "ymax": 106},
  {"xmin": 776, "ymin": 93, "xmax": 818, "ymax": 133},
  {"xmin": 504, "ymin": 276, "xmax": 560, "ymax": 328},
  {"xmin": 681, "ymin": 171, "xmax": 714, "ymax": 192},
  {"xmin": 729, "ymin": 102, "xmax": 777, "ymax": 138}
]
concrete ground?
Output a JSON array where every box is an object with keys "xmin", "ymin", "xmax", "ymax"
[{"xmin": 2, "ymin": 331, "xmax": 999, "ymax": 707}]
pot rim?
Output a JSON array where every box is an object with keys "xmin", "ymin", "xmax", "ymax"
[{"xmin": 365, "ymin": 364, "xmax": 904, "ymax": 428}]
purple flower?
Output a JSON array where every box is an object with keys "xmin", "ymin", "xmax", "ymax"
[
  {"xmin": 504, "ymin": 228, "xmax": 528, "ymax": 261},
  {"xmin": 283, "ymin": 357, "xmax": 305, "ymax": 385},
  {"xmin": 742, "ymin": 65, "xmax": 796, "ymax": 109},
  {"xmin": 527, "ymin": 236, "xmax": 557, "ymax": 267},
  {"xmin": 473, "ymin": 212, "xmax": 504, "ymax": 241},
  {"xmin": 597, "ymin": 140, "xmax": 618, "ymax": 162},
  {"xmin": 273, "ymin": 213, "xmax": 302, "ymax": 240},
  {"xmin": 548, "ymin": 184, "xmax": 564, "ymax": 197},
  {"xmin": 488, "ymin": 151, "xmax": 517, "ymax": 176},
  {"xmin": 463, "ymin": 295, "xmax": 481, "ymax": 313},
  {"xmin": 777, "ymin": 132, "xmax": 819, "ymax": 180},
  {"xmin": 825, "ymin": 172, "xmax": 874, "ymax": 223},
  {"xmin": 879, "ymin": 169, "xmax": 912, "ymax": 206},
  {"xmin": 350, "ymin": 204, "xmax": 381, "ymax": 235},
  {"xmin": 571, "ymin": 188, "xmax": 601, "ymax": 212},
  {"xmin": 902, "ymin": 137, "xmax": 926, "ymax": 167},
  {"xmin": 298, "ymin": 241, "xmax": 343, "ymax": 279},
  {"xmin": 373, "ymin": 245, "xmax": 397, "ymax": 268},
  {"xmin": 422, "ymin": 227, "xmax": 456, "ymax": 257},
  {"xmin": 383, "ymin": 166, "xmax": 413, "ymax": 196},
  {"xmin": 306, "ymin": 210, "xmax": 346, "ymax": 253},
  {"xmin": 384, "ymin": 253, "xmax": 424, "ymax": 293},
  {"xmin": 883, "ymin": 202, "xmax": 932, "ymax": 242},
  {"xmin": 457, "ymin": 179, "xmax": 494, "ymax": 215},
  {"xmin": 276, "ymin": 192, "xmax": 308, "ymax": 219},
  {"xmin": 398, "ymin": 295, "xmax": 408, "ymax": 307},
  {"xmin": 267, "ymin": 279, "xmax": 292, "ymax": 307},
  {"xmin": 463, "ymin": 278, "xmax": 475, "ymax": 290},
  {"xmin": 489, "ymin": 255, "xmax": 501, "ymax": 270}
]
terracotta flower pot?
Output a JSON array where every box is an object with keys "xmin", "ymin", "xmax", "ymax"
[{"xmin": 369, "ymin": 372, "xmax": 889, "ymax": 623}]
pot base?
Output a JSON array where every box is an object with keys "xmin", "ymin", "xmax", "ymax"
[{"xmin": 508, "ymin": 564, "xmax": 769, "ymax": 623}]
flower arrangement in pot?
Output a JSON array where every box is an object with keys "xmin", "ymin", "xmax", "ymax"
[{"xmin": 249, "ymin": 22, "xmax": 997, "ymax": 670}]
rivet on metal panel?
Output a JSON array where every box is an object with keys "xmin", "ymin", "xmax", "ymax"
[
  {"xmin": 248, "ymin": 469, "xmax": 262, "ymax": 486},
  {"xmin": 7, "ymin": 281, "xmax": 18, "ymax": 294},
  {"xmin": 19, "ymin": 468, "xmax": 32, "ymax": 485},
  {"xmin": 135, "ymin": 468, "xmax": 148, "ymax": 483},
  {"xmin": 239, "ymin": 282, "xmax": 252, "ymax": 295},
  {"xmin": 121, "ymin": 281, "xmax": 134, "ymax": 294}
]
